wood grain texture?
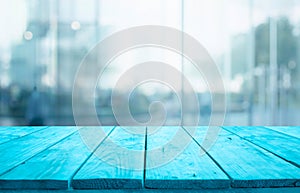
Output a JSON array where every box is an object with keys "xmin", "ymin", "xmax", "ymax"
[
  {"xmin": 145, "ymin": 126, "xmax": 229, "ymax": 189},
  {"xmin": 265, "ymin": 126, "xmax": 300, "ymax": 139},
  {"xmin": 0, "ymin": 127, "xmax": 114, "ymax": 190},
  {"xmin": 188, "ymin": 127, "xmax": 300, "ymax": 188},
  {"xmin": 0, "ymin": 126, "xmax": 47, "ymax": 144},
  {"xmin": 72, "ymin": 126, "xmax": 145, "ymax": 189},
  {"xmin": 0, "ymin": 126, "xmax": 77, "ymax": 178},
  {"xmin": 224, "ymin": 126, "xmax": 300, "ymax": 167},
  {"xmin": 0, "ymin": 126, "xmax": 299, "ymax": 190}
]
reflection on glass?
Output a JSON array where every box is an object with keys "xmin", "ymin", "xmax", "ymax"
[{"xmin": 0, "ymin": 0, "xmax": 299, "ymax": 126}]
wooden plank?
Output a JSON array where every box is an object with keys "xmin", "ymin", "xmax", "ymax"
[
  {"xmin": 265, "ymin": 126, "xmax": 300, "ymax": 139},
  {"xmin": 0, "ymin": 126, "xmax": 8, "ymax": 131},
  {"xmin": 72, "ymin": 126, "xmax": 145, "ymax": 189},
  {"xmin": 145, "ymin": 126, "xmax": 229, "ymax": 189},
  {"xmin": 224, "ymin": 126, "xmax": 300, "ymax": 167},
  {"xmin": 0, "ymin": 126, "xmax": 77, "ymax": 178},
  {"xmin": 0, "ymin": 126, "xmax": 47, "ymax": 144},
  {"xmin": 188, "ymin": 127, "xmax": 300, "ymax": 188},
  {"xmin": 0, "ymin": 127, "xmax": 114, "ymax": 190}
]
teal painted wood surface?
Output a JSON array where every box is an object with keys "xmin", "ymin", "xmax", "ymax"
[
  {"xmin": 187, "ymin": 127, "xmax": 300, "ymax": 188},
  {"xmin": 145, "ymin": 126, "xmax": 229, "ymax": 189},
  {"xmin": 265, "ymin": 126, "xmax": 300, "ymax": 139},
  {"xmin": 0, "ymin": 126, "xmax": 47, "ymax": 144},
  {"xmin": 224, "ymin": 126, "xmax": 300, "ymax": 168},
  {"xmin": 0, "ymin": 126, "xmax": 77, "ymax": 176},
  {"xmin": 0, "ymin": 126, "xmax": 299, "ymax": 190},
  {"xmin": 0, "ymin": 127, "xmax": 114, "ymax": 189},
  {"xmin": 72, "ymin": 126, "xmax": 145, "ymax": 189}
]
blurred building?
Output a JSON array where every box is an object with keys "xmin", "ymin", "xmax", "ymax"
[{"xmin": 1, "ymin": 0, "xmax": 300, "ymax": 126}]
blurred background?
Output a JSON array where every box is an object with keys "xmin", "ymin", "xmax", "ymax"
[{"xmin": 0, "ymin": 0, "xmax": 300, "ymax": 126}]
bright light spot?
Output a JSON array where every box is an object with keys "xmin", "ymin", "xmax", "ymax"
[
  {"xmin": 254, "ymin": 66, "xmax": 264, "ymax": 76},
  {"xmin": 1, "ymin": 75, "xmax": 10, "ymax": 87},
  {"xmin": 71, "ymin": 21, "xmax": 81, "ymax": 31},
  {"xmin": 230, "ymin": 74, "xmax": 244, "ymax": 93},
  {"xmin": 42, "ymin": 74, "xmax": 54, "ymax": 87},
  {"xmin": 24, "ymin": 31, "xmax": 33, "ymax": 40}
]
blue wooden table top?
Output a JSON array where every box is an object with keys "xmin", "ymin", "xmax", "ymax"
[{"xmin": 0, "ymin": 126, "xmax": 299, "ymax": 190}]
